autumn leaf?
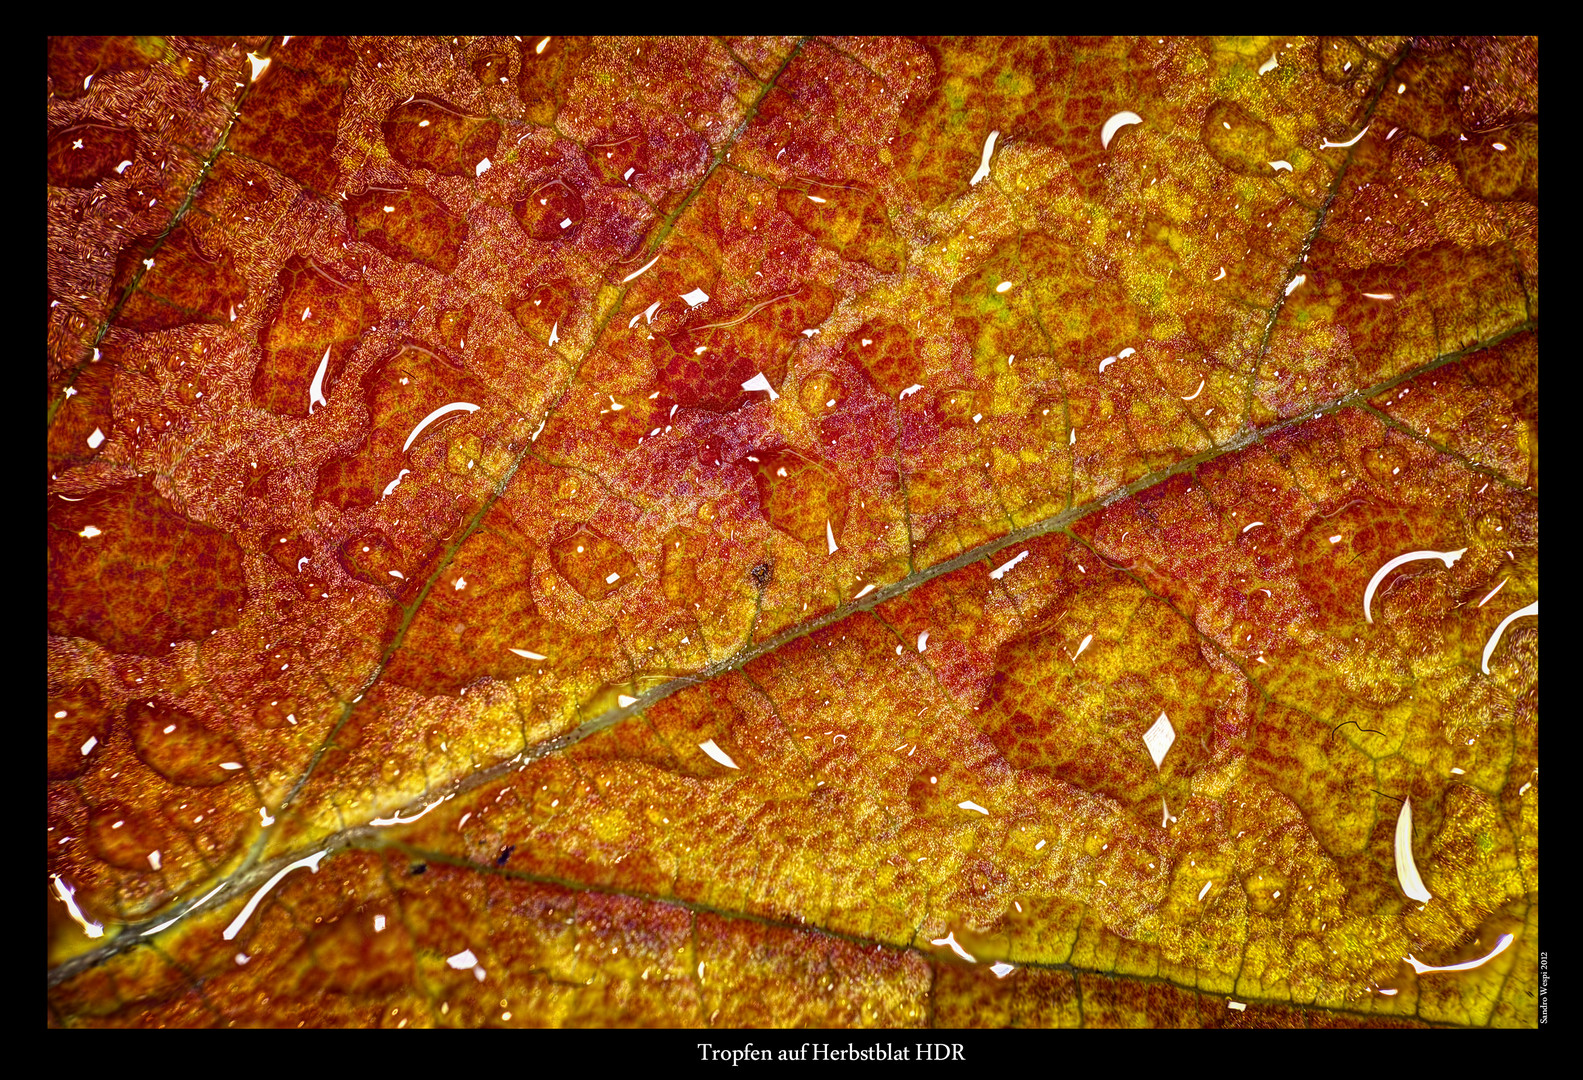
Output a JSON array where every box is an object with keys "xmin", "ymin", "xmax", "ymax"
[{"xmin": 47, "ymin": 35, "xmax": 1538, "ymax": 1029}]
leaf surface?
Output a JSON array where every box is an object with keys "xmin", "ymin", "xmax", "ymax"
[{"xmin": 47, "ymin": 35, "xmax": 1539, "ymax": 1029}]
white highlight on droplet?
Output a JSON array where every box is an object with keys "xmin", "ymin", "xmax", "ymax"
[
  {"xmin": 223, "ymin": 849, "xmax": 328, "ymax": 940},
  {"xmin": 681, "ymin": 287, "xmax": 710, "ymax": 307},
  {"xmin": 930, "ymin": 931, "xmax": 976, "ymax": 962},
  {"xmin": 1072, "ymin": 633, "xmax": 1093, "ymax": 661},
  {"xmin": 1363, "ymin": 292, "xmax": 1395, "ymax": 300},
  {"xmin": 1229, "ymin": 1000, "xmax": 1247, "ymax": 1011},
  {"xmin": 854, "ymin": 583, "xmax": 876, "ymax": 599},
  {"xmin": 958, "ymin": 800, "xmax": 989, "ymax": 815},
  {"xmin": 917, "ymin": 631, "xmax": 929, "ymax": 653},
  {"xmin": 989, "ymin": 550, "xmax": 1028, "ymax": 579},
  {"xmin": 1321, "ymin": 125, "xmax": 1369, "ymax": 149},
  {"xmin": 247, "ymin": 53, "xmax": 271, "ymax": 83},
  {"xmin": 52, "ymin": 875, "xmax": 104, "ymax": 939},
  {"xmin": 475, "ymin": 157, "xmax": 492, "ymax": 176},
  {"xmin": 1258, "ymin": 54, "xmax": 1279, "ymax": 75},
  {"xmin": 80, "ymin": 735, "xmax": 98, "ymax": 755},
  {"xmin": 1405, "ymin": 933, "xmax": 1513, "ymax": 975},
  {"xmin": 1100, "ymin": 111, "xmax": 1143, "ymax": 150},
  {"xmin": 1197, "ymin": 881, "xmax": 1213, "ymax": 902},
  {"xmin": 618, "ymin": 694, "xmax": 639, "ymax": 708},
  {"xmin": 1364, "ymin": 548, "xmax": 1466, "ymax": 623},
  {"xmin": 148, "ymin": 850, "xmax": 162, "ymax": 871},
  {"xmin": 373, "ymin": 914, "xmax": 386, "ymax": 932},
  {"xmin": 1241, "ymin": 521, "xmax": 1264, "ymax": 533},
  {"xmin": 1143, "ymin": 712, "xmax": 1175, "ymax": 769},
  {"xmin": 401, "ymin": 402, "xmax": 480, "ymax": 453},
  {"xmin": 447, "ymin": 948, "xmax": 478, "ymax": 970},
  {"xmin": 508, "ymin": 647, "xmax": 547, "ymax": 660},
  {"xmin": 1182, "ymin": 379, "xmax": 1205, "ymax": 401},
  {"xmin": 621, "ymin": 254, "xmax": 661, "ymax": 283},
  {"xmin": 990, "ymin": 961, "xmax": 1015, "ymax": 978},
  {"xmin": 86, "ymin": 427, "xmax": 106, "ymax": 449},
  {"xmin": 307, "ymin": 345, "xmax": 331, "ymax": 413},
  {"xmin": 1285, "ymin": 274, "xmax": 1306, "ymax": 296},
  {"xmin": 826, "ymin": 519, "xmax": 839, "ymax": 555},
  {"xmin": 381, "ymin": 469, "xmax": 411, "ymax": 499},
  {"xmin": 1269, "ymin": 160, "xmax": 1293, "ymax": 172},
  {"xmin": 1394, "ymin": 797, "xmax": 1432, "ymax": 903},
  {"xmin": 371, "ymin": 796, "xmax": 447, "ymax": 827},
  {"xmin": 1476, "ymin": 578, "xmax": 1508, "ymax": 608},
  {"xmin": 1481, "ymin": 600, "xmax": 1537, "ymax": 674},
  {"xmin": 969, "ymin": 130, "xmax": 1000, "ymax": 185},
  {"xmin": 141, "ymin": 881, "xmax": 225, "ymax": 937},
  {"xmin": 898, "ymin": 383, "xmax": 923, "ymax": 400},
  {"xmin": 741, "ymin": 372, "xmax": 780, "ymax": 400},
  {"xmin": 699, "ymin": 739, "xmax": 739, "ymax": 770},
  {"xmin": 1099, "ymin": 356, "xmax": 1117, "ymax": 372}
]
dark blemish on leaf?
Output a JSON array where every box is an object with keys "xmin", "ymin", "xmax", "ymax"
[
  {"xmin": 410, "ymin": 862, "xmax": 427, "ymax": 875},
  {"xmin": 495, "ymin": 844, "xmax": 515, "ymax": 867},
  {"xmin": 751, "ymin": 562, "xmax": 771, "ymax": 588}
]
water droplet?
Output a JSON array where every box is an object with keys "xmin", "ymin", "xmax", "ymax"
[
  {"xmin": 932, "ymin": 387, "xmax": 984, "ymax": 427},
  {"xmin": 47, "ymin": 477, "xmax": 246, "ymax": 654},
  {"xmin": 547, "ymin": 527, "xmax": 635, "ymax": 601},
  {"xmin": 746, "ymin": 448, "xmax": 849, "ymax": 548},
  {"xmin": 252, "ymin": 697, "xmax": 297, "ymax": 730},
  {"xmin": 347, "ymin": 186, "xmax": 469, "ymax": 272},
  {"xmin": 382, "ymin": 96, "xmax": 500, "ymax": 178},
  {"xmin": 128, "ymin": 699, "xmax": 244, "ymax": 787},
  {"xmin": 316, "ymin": 344, "xmax": 485, "ymax": 511},
  {"xmin": 842, "ymin": 321, "xmax": 926, "ymax": 398},
  {"xmin": 514, "ymin": 178, "xmax": 585, "ymax": 241},
  {"xmin": 48, "ymin": 680, "xmax": 109, "ymax": 780},
  {"xmin": 586, "ymin": 134, "xmax": 647, "ymax": 185},
  {"xmin": 87, "ymin": 801, "xmax": 171, "ymax": 872},
  {"xmin": 510, "ymin": 277, "xmax": 577, "ymax": 344},
  {"xmin": 656, "ymin": 286, "xmax": 834, "ymax": 414},
  {"xmin": 798, "ymin": 371, "xmax": 847, "ymax": 416},
  {"xmin": 338, "ymin": 530, "xmax": 418, "ymax": 596},
  {"xmin": 111, "ymin": 221, "xmax": 247, "ymax": 334},
  {"xmin": 253, "ymin": 256, "xmax": 378, "ymax": 416},
  {"xmin": 776, "ymin": 179, "xmax": 903, "ymax": 273},
  {"xmin": 47, "ymin": 122, "xmax": 138, "ymax": 188},
  {"xmin": 1200, "ymin": 100, "xmax": 1280, "ymax": 176}
]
